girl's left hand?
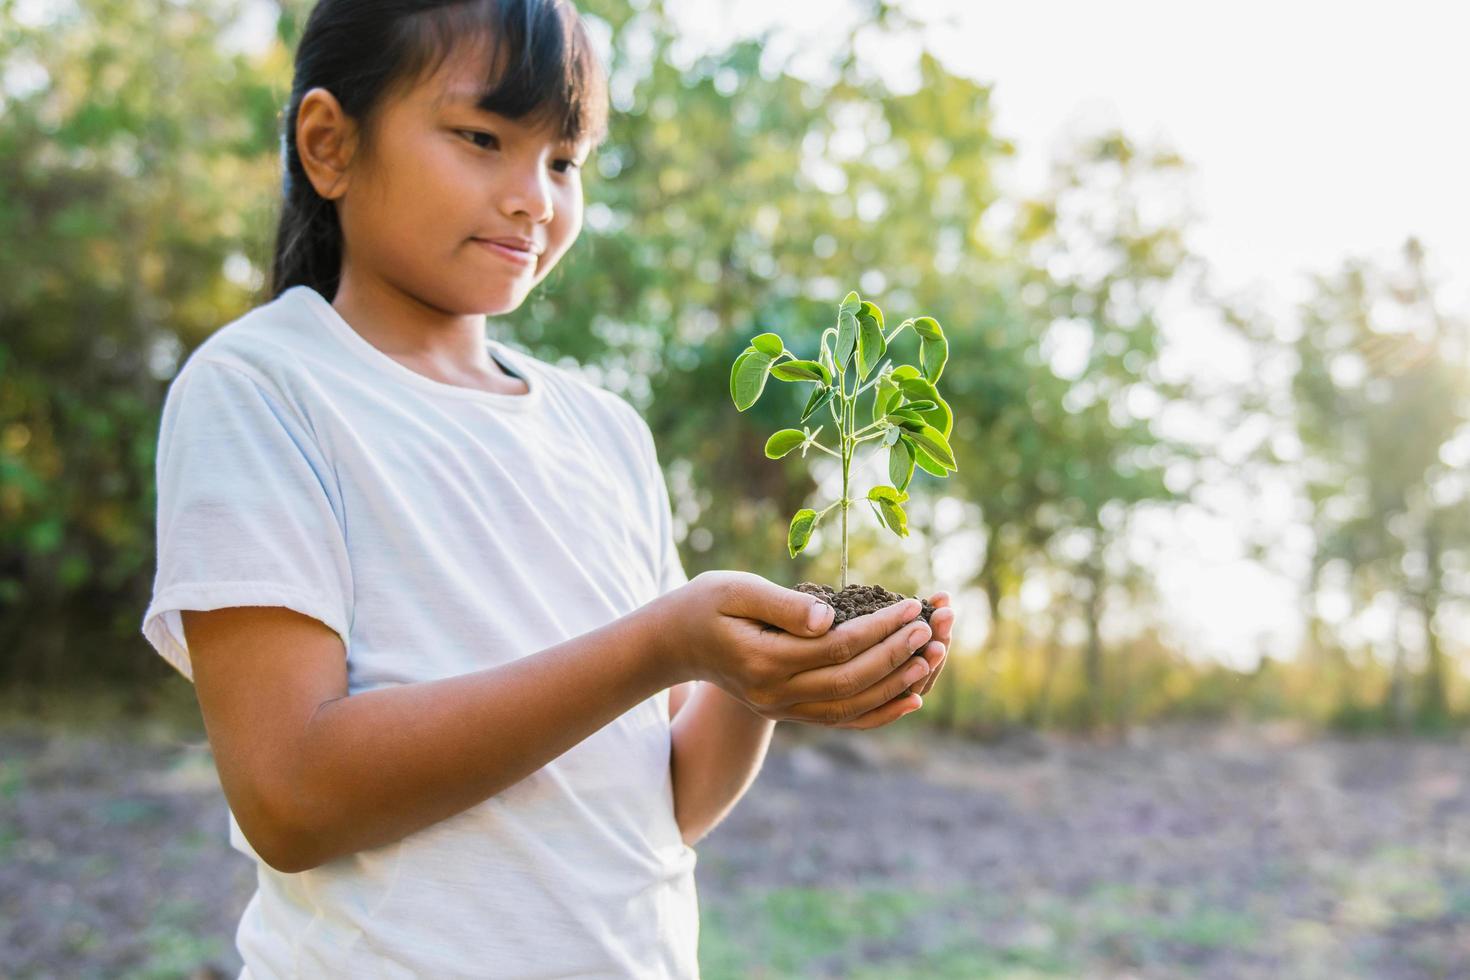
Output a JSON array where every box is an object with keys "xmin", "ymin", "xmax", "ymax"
[
  {"xmin": 906, "ymin": 592, "xmax": 953, "ymax": 699},
  {"xmin": 826, "ymin": 592, "xmax": 953, "ymax": 730}
]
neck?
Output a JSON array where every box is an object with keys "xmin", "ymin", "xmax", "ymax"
[{"xmin": 330, "ymin": 266, "xmax": 498, "ymax": 376}]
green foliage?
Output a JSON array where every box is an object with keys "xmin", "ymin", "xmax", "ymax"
[
  {"xmin": 730, "ymin": 292, "xmax": 957, "ymax": 584},
  {"xmin": 0, "ymin": 0, "xmax": 286, "ymax": 683}
]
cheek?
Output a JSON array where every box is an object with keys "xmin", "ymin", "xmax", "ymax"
[{"xmin": 545, "ymin": 184, "xmax": 584, "ymax": 262}]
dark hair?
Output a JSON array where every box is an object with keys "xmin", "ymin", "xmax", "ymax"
[{"xmin": 267, "ymin": 0, "xmax": 609, "ymax": 302}]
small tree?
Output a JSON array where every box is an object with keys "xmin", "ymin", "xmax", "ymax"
[{"xmin": 730, "ymin": 290, "xmax": 959, "ymax": 591}]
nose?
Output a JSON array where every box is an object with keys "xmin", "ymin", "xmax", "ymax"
[{"xmin": 498, "ymin": 159, "xmax": 554, "ymax": 224}]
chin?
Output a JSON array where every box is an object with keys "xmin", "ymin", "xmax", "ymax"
[{"xmin": 462, "ymin": 281, "xmax": 533, "ymax": 317}]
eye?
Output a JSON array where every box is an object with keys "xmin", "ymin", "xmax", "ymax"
[
  {"xmin": 552, "ymin": 158, "xmax": 581, "ymax": 174},
  {"xmin": 459, "ymin": 130, "xmax": 498, "ymax": 151}
]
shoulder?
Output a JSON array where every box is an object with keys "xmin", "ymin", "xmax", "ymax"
[{"xmin": 165, "ymin": 286, "xmax": 340, "ymax": 419}]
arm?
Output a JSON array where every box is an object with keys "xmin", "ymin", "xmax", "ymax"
[
  {"xmin": 668, "ymin": 681, "xmax": 775, "ymax": 847},
  {"xmin": 184, "ymin": 595, "xmax": 683, "ymax": 874}
]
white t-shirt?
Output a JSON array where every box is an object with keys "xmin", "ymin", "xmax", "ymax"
[{"xmin": 141, "ymin": 284, "xmax": 700, "ymax": 979}]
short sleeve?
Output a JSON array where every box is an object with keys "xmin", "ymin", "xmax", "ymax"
[{"xmin": 141, "ymin": 358, "xmax": 354, "ymax": 682}]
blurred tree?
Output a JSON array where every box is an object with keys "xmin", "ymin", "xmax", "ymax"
[
  {"xmin": 0, "ymin": 0, "xmax": 286, "ymax": 683},
  {"xmin": 974, "ymin": 132, "xmax": 1197, "ymax": 729},
  {"xmin": 1292, "ymin": 238, "xmax": 1469, "ymax": 728}
]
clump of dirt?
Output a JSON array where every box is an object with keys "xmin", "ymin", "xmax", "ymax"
[{"xmin": 793, "ymin": 582, "xmax": 935, "ymax": 630}]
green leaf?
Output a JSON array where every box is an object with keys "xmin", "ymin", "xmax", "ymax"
[
  {"xmin": 885, "ymin": 408, "xmax": 929, "ymax": 432},
  {"xmin": 921, "ymin": 335, "xmax": 949, "ymax": 384},
  {"xmin": 819, "ymin": 329, "xmax": 837, "ymax": 378},
  {"xmin": 788, "ymin": 508, "xmax": 818, "ymax": 558},
  {"xmin": 730, "ymin": 348, "xmax": 755, "ymax": 407},
  {"xmin": 923, "ymin": 392, "xmax": 953, "ymax": 439},
  {"xmin": 866, "ymin": 486, "xmax": 910, "ymax": 537},
  {"xmin": 872, "ymin": 374, "xmax": 899, "ymax": 424},
  {"xmin": 912, "ymin": 442, "xmax": 949, "ymax": 477},
  {"xmin": 896, "ymin": 378, "xmax": 951, "ymax": 435},
  {"xmin": 836, "ymin": 310, "xmax": 857, "ymax": 367},
  {"xmin": 801, "ymin": 385, "xmax": 836, "ymax": 423},
  {"xmin": 889, "ymin": 436, "xmax": 915, "ymax": 492},
  {"xmin": 840, "ymin": 290, "xmax": 861, "ymax": 315},
  {"xmin": 731, "ymin": 349, "xmax": 773, "ymax": 411},
  {"xmin": 910, "ymin": 424, "xmax": 957, "ymax": 471},
  {"xmin": 883, "ymin": 426, "xmax": 902, "ymax": 446},
  {"xmin": 891, "ymin": 364, "xmax": 922, "ymax": 382},
  {"xmin": 771, "ymin": 359, "xmax": 832, "ymax": 384},
  {"xmin": 898, "ymin": 377, "xmax": 939, "ymax": 403},
  {"xmin": 751, "ymin": 332, "xmax": 784, "ymax": 358},
  {"xmin": 855, "ymin": 302, "xmax": 886, "ymax": 381},
  {"xmin": 911, "ymin": 316, "xmax": 944, "ymax": 341},
  {"xmin": 764, "ymin": 429, "xmax": 807, "ymax": 459}
]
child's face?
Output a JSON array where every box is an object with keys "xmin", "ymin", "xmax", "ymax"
[{"xmin": 327, "ymin": 45, "xmax": 589, "ymax": 316}]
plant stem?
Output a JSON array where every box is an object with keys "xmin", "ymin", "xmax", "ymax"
[
  {"xmin": 806, "ymin": 441, "xmax": 842, "ymax": 459},
  {"xmin": 839, "ymin": 361, "xmax": 851, "ymax": 590}
]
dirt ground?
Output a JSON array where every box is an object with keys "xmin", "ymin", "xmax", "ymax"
[{"xmin": 3, "ymin": 696, "xmax": 1470, "ymax": 978}]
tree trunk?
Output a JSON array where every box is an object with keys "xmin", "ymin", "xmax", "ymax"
[
  {"xmin": 1418, "ymin": 520, "xmax": 1447, "ymax": 726},
  {"xmin": 1386, "ymin": 594, "xmax": 1411, "ymax": 730},
  {"xmin": 1081, "ymin": 560, "xmax": 1105, "ymax": 732}
]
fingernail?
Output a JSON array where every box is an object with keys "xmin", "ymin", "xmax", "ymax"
[
  {"xmin": 904, "ymin": 659, "xmax": 930, "ymax": 684},
  {"xmin": 808, "ymin": 602, "xmax": 833, "ymax": 632},
  {"xmin": 903, "ymin": 599, "xmax": 921, "ymax": 619}
]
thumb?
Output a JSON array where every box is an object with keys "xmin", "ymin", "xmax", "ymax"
[{"xmin": 724, "ymin": 573, "xmax": 834, "ymax": 635}]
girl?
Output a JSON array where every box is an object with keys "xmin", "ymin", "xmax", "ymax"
[{"xmin": 141, "ymin": 1, "xmax": 954, "ymax": 976}]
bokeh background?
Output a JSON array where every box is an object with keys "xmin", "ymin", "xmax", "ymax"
[{"xmin": 3, "ymin": 0, "xmax": 1469, "ymax": 976}]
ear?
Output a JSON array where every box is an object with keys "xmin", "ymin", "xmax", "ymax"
[{"xmin": 295, "ymin": 87, "xmax": 360, "ymax": 202}]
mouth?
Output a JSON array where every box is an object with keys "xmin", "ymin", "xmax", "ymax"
[{"xmin": 471, "ymin": 238, "xmax": 538, "ymax": 268}]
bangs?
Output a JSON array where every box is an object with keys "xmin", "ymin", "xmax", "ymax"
[{"xmin": 394, "ymin": 0, "xmax": 608, "ymax": 147}]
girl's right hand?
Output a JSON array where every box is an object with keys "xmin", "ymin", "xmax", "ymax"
[{"xmin": 654, "ymin": 570, "xmax": 933, "ymax": 725}]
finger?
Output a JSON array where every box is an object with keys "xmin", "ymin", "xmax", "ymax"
[
  {"xmin": 788, "ymin": 658, "xmax": 929, "ymax": 726},
  {"xmin": 834, "ymin": 691, "xmax": 924, "ymax": 730},
  {"xmin": 909, "ymin": 640, "xmax": 946, "ymax": 696},
  {"xmin": 771, "ymin": 597, "xmax": 926, "ymax": 674},
  {"xmin": 929, "ymin": 606, "xmax": 955, "ymax": 648},
  {"xmin": 927, "ymin": 591, "xmax": 951, "ymax": 608},
  {"xmin": 719, "ymin": 572, "xmax": 835, "ymax": 638},
  {"xmin": 781, "ymin": 610, "xmax": 932, "ymax": 702}
]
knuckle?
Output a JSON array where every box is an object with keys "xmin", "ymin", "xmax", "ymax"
[
  {"xmin": 821, "ymin": 702, "xmax": 849, "ymax": 726},
  {"xmin": 828, "ymin": 633, "xmax": 855, "ymax": 665},
  {"xmin": 830, "ymin": 670, "xmax": 862, "ymax": 701}
]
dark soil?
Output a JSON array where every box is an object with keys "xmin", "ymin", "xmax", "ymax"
[{"xmin": 794, "ymin": 582, "xmax": 937, "ymax": 629}]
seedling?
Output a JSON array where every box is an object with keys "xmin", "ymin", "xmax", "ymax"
[{"xmin": 730, "ymin": 290, "xmax": 957, "ymax": 627}]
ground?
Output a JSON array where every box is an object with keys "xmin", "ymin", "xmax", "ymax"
[{"xmin": 3, "ymin": 693, "xmax": 1469, "ymax": 978}]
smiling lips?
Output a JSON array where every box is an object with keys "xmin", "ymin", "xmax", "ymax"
[{"xmin": 472, "ymin": 237, "xmax": 540, "ymax": 268}]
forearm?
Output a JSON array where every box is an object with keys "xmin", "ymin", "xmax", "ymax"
[
  {"xmin": 668, "ymin": 680, "xmax": 777, "ymax": 847},
  {"xmin": 275, "ymin": 602, "xmax": 678, "ymax": 871}
]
